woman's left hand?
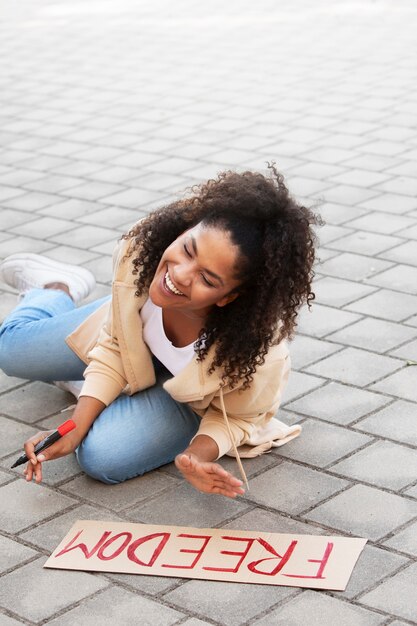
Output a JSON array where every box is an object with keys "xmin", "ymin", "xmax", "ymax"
[{"xmin": 175, "ymin": 453, "xmax": 245, "ymax": 498}]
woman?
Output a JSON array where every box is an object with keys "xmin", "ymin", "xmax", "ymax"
[{"xmin": 0, "ymin": 165, "xmax": 319, "ymax": 498}]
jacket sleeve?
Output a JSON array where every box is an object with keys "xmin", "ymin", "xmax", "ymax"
[
  {"xmin": 192, "ymin": 353, "xmax": 291, "ymax": 459},
  {"xmin": 78, "ymin": 239, "xmax": 130, "ymax": 406}
]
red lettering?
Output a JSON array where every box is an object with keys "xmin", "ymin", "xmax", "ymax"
[
  {"xmin": 127, "ymin": 532, "xmax": 171, "ymax": 567},
  {"xmin": 284, "ymin": 542, "xmax": 334, "ymax": 579},
  {"xmin": 97, "ymin": 532, "xmax": 133, "ymax": 561},
  {"xmin": 55, "ymin": 529, "xmax": 112, "ymax": 559},
  {"xmin": 162, "ymin": 534, "xmax": 212, "ymax": 570},
  {"xmin": 203, "ymin": 536, "xmax": 255, "ymax": 573},
  {"xmin": 247, "ymin": 538, "xmax": 298, "ymax": 576}
]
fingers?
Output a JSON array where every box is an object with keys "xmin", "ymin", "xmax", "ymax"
[
  {"xmin": 23, "ymin": 459, "xmax": 43, "ymax": 483},
  {"xmin": 23, "ymin": 431, "xmax": 53, "ymax": 466}
]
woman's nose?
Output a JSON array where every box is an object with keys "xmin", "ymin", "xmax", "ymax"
[{"xmin": 172, "ymin": 263, "xmax": 192, "ymax": 287}]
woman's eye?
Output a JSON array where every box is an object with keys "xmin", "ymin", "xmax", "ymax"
[
  {"xmin": 183, "ymin": 244, "xmax": 192, "ymax": 257},
  {"xmin": 201, "ymin": 274, "xmax": 215, "ymax": 287}
]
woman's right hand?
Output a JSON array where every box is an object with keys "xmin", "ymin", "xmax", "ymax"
[
  {"xmin": 22, "ymin": 396, "xmax": 106, "ymax": 483},
  {"xmin": 22, "ymin": 429, "xmax": 81, "ymax": 484}
]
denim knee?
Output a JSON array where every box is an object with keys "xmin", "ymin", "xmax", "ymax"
[
  {"xmin": 0, "ymin": 325, "xmax": 20, "ymax": 377},
  {"xmin": 75, "ymin": 439, "xmax": 120, "ymax": 485}
]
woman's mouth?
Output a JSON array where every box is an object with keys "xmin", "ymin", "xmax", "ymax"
[{"xmin": 164, "ymin": 271, "xmax": 185, "ymax": 296}]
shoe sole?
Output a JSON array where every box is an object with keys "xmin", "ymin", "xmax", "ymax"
[{"xmin": 0, "ymin": 253, "xmax": 96, "ymax": 302}]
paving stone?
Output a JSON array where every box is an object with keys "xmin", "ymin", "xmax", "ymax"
[
  {"xmin": 255, "ymin": 589, "xmax": 386, "ymax": 626},
  {"xmin": 0, "ymin": 558, "xmax": 109, "ymax": 623},
  {"xmin": 282, "ymin": 371, "xmax": 325, "ymax": 404},
  {"xmin": 246, "ymin": 462, "xmax": 348, "ymax": 515},
  {"xmin": 99, "ymin": 187, "xmax": 163, "ymax": 209},
  {"xmin": 104, "ymin": 570, "xmax": 180, "ymax": 596},
  {"xmin": 322, "ymin": 184, "xmax": 379, "ymax": 206},
  {"xmin": 405, "ymin": 314, "xmax": 417, "ymax": 327},
  {"xmin": 0, "ymin": 382, "xmax": 71, "ymax": 421},
  {"xmin": 317, "ymin": 203, "xmax": 366, "ymax": 225},
  {"xmin": 289, "ymin": 335, "xmax": 342, "ymax": 369},
  {"xmin": 346, "ymin": 212, "xmax": 416, "ymax": 235},
  {"xmin": 26, "ymin": 174, "xmax": 85, "ymax": 194},
  {"xmin": 404, "ymin": 484, "xmax": 417, "ymax": 499},
  {"xmin": 305, "ymin": 485, "xmax": 417, "ymax": 541},
  {"xmin": 0, "ymin": 613, "xmax": 28, "ymax": 626},
  {"xmin": 277, "ymin": 420, "xmax": 372, "ymax": 468},
  {"xmin": 0, "ymin": 235, "xmax": 54, "ymax": 256},
  {"xmin": 286, "ymin": 382, "xmax": 391, "ymax": 425},
  {"xmin": 61, "ymin": 471, "xmax": 180, "ymax": 512},
  {"xmin": 0, "ymin": 208, "xmax": 35, "ymax": 230},
  {"xmin": 359, "ymin": 192, "xmax": 417, "ymax": 214},
  {"xmin": 379, "ymin": 240, "xmax": 417, "ymax": 266},
  {"xmin": 383, "ymin": 520, "xmax": 417, "ymax": 556},
  {"xmin": 0, "ymin": 478, "xmax": 77, "ymax": 533},
  {"xmin": 126, "ymin": 480, "xmax": 250, "ymax": 527},
  {"xmin": 370, "ymin": 366, "xmax": 417, "ymax": 402},
  {"xmin": 77, "ymin": 206, "xmax": 139, "ymax": 229},
  {"xmin": 0, "ymin": 370, "xmax": 25, "ymax": 393},
  {"xmin": 398, "ymin": 219, "xmax": 417, "ymax": 239},
  {"xmin": 360, "ymin": 140, "xmax": 410, "ymax": 157},
  {"xmin": 42, "ymin": 245, "xmax": 99, "ymax": 265},
  {"xmin": 345, "ymin": 289, "xmax": 417, "ymax": 322},
  {"xmin": 40, "ymin": 198, "xmax": 108, "ymax": 219},
  {"xmin": 329, "ymin": 169, "xmax": 391, "ymax": 189},
  {"xmin": 358, "ymin": 384, "xmax": 411, "ymax": 431},
  {"xmin": 222, "ymin": 507, "xmax": 327, "ymax": 536},
  {"xmin": 50, "ymin": 224, "xmax": 116, "ymax": 249},
  {"xmin": 2, "ymin": 191, "xmax": 65, "ymax": 211},
  {"xmin": 296, "ymin": 303, "xmax": 361, "ymax": 338},
  {"xmin": 46, "ymin": 585, "xmax": 184, "ymax": 626},
  {"xmin": 181, "ymin": 619, "xmax": 213, "ymax": 626},
  {"xmin": 327, "ymin": 318, "xmax": 417, "ymax": 353},
  {"xmin": 333, "ymin": 544, "xmax": 409, "ymax": 600},
  {"xmin": 316, "ymin": 252, "xmax": 392, "ymax": 282},
  {"xmin": 365, "ymin": 264, "xmax": 417, "ymax": 295},
  {"xmin": 330, "ymin": 440, "xmax": 417, "ymax": 490},
  {"xmin": 328, "ymin": 232, "xmax": 403, "ymax": 256},
  {"xmin": 63, "ymin": 181, "xmax": 125, "ymax": 202},
  {"xmin": 305, "ymin": 348, "xmax": 402, "ymax": 386},
  {"xmin": 0, "ymin": 535, "xmax": 39, "ymax": 573},
  {"xmin": 10, "ymin": 216, "xmax": 76, "ymax": 240},
  {"xmin": 312, "ymin": 277, "xmax": 377, "ymax": 308},
  {"xmin": 359, "ymin": 562, "xmax": 417, "ymax": 623},
  {"xmin": 316, "ymin": 224, "xmax": 353, "ymax": 245},
  {"xmin": 0, "ymin": 415, "xmax": 38, "ymax": 457},
  {"xmin": 376, "ymin": 175, "xmax": 417, "ymax": 197},
  {"xmin": 389, "ymin": 337, "xmax": 417, "ymax": 361},
  {"xmin": 19, "ymin": 504, "xmax": 125, "ymax": 552},
  {"xmin": 0, "ymin": 469, "xmax": 13, "ymax": 486},
  {"xmin": 164, "ymin": 579, "xmax": 297, "ymax": 626}
]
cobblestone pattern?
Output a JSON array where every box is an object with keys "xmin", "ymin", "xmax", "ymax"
[{"xmin": 0, "ymin": 0, "xmax": 417, "ymax": 624}]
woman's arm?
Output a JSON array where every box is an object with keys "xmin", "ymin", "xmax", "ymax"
[
  {"xmin": 175, "ymin": 435, "xmax": 245, "ymax": 499},
  {"xmin": 23, "ymin": 396, "xmax": 106, "ymax": 483}
]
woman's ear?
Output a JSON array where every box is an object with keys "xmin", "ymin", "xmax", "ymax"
[{"xmin": 215, "ymin": 292, "xmax": 239, "ymax": 308}]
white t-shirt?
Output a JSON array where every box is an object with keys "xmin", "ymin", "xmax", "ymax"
[{"xmin": 140, "ymin": 298, "xmax": 196, "ymax": 376}]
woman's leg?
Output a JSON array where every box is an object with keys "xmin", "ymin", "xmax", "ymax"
[
  {"xmin": 0, "ymin": 289, "xmax": 110, "ymax": 381},
  {"xmin": 76, "ymin": 362, "xmax": 201, "ymax": 484}
]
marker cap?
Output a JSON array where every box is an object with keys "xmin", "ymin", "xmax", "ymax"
[{"xmin": 57, "ymin": 419, "xmax": 76, "ymax": 437}]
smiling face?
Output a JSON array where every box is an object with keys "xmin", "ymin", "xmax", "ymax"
[{"xmin": 148, "ymin": 222, "xmax": 243, "ymax": 319}]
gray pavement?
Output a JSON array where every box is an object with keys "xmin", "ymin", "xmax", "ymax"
[{"xmin": 0, "ymin": 0, "xmax": 416, "ymax": 624}]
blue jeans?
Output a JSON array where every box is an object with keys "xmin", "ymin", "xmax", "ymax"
[{"xmin": 0, "ymin": 289, "xmax": 201, "ymax": 484}]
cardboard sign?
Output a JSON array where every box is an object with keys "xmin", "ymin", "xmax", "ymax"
[{"xmin": 44, "ymin": 520, "xmax": 367, "ymax": 590}]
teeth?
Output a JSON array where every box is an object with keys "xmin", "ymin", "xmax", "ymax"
[{"xmin": 165, "ymin": 271, "xmax": 184, "ymax": 296}]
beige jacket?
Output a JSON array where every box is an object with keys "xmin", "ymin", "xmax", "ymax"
[{"xmin": 66, "ymin": 237, "xmax": 300, "ymax": 467}]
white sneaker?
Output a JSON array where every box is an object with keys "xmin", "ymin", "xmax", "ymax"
[
  {"xmin": 53, "ymin": 380, "xmax": 83, "ymax": 398},
  {"xmin": 0, "ymin": 253, "xmax": 96, "ymax": 305}
]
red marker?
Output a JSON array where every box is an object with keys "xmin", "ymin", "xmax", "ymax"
[{"xmin": 11, "ymin": 419, "xmax": 76, "ymax": 468}]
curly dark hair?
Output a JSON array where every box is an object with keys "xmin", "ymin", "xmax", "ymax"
[{"xmin": 123, "ymin": 164, "xmax": 321, "ymax": 389}]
